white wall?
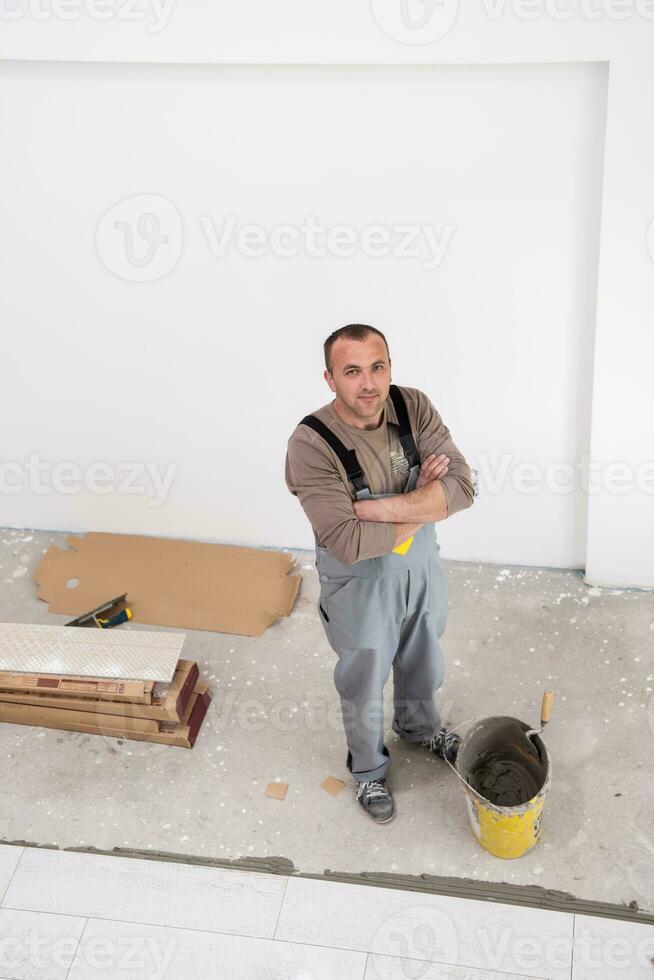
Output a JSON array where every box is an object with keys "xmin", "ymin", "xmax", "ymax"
[
  {"xmin": 0, "ymin": 60, "xmax": 604, "ymax": 569},
  {"xmin": 0, "ymin": 3, "xmax": 652, "ymax": 587}
]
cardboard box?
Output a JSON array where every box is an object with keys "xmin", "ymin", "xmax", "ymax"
[
  {"xmin": 0, "ymin": 684, "xmax": 211, "ymax": 749},
  {"xmin": 157, "ymin": 659, "xmax": 199, "ymax": 715},
  {"xmin": 0, "ymin": 660, "xmax": 200, "ymax": 723},
  {"xmin": 0, "ymin": 672, "xmax": 153, "ymax": 703},
  {"xmin": 34, "ymin": 531, "xmax": 301, "ymax": 636}
]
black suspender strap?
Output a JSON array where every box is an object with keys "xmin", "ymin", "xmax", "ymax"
[
  {"xmin": 299, "ymin": 415, "xmax": 370, "ymax": 495},
  {"xmin": 388, "ymin": 384, "xmax": 421, "ymax": 470}
]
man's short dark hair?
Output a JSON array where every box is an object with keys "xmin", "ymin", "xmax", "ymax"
[{"xmin": 324, "ymin": 324, "xmax": 390, "ymax": 374}]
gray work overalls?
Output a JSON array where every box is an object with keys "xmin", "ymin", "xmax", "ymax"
[{"xmin": 300, "ymin": 385, "xmax": 448, "ymax": 783}]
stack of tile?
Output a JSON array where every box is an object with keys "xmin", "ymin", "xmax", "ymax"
[{"xmin": 0, "ymin": 623, "xmax": 211, "ymax": 749}]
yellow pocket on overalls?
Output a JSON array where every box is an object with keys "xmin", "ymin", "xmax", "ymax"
[{"xmin": 392, "ymin": 535, "xmax": 414, "ymax": 555}]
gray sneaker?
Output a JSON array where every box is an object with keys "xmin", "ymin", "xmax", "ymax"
[{"xmin": 355, "ymin": 777, "xmax": 395, "ymax": 823}]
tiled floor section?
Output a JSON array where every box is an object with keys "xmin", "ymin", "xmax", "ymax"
[{"xmin": 0, "ymin": 846, "xmax": 652, "ymax": 979}]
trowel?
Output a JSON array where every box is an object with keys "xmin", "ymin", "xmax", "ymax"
[
  {"xmin": 65, "ymin": 593, "xmax": 132, "ymax": 629},
  {"xmin": 525, "ymin": 691, "xmax": 554, "ymax": 746}
]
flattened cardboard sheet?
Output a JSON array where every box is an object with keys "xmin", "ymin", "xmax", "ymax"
[
  {"xmin": 0, "ymin": 622, "xmax": 183, "ymax": 682},
  {"xmin": 34, "ymin": 532, "xmax": 301, "ymax": 637}
]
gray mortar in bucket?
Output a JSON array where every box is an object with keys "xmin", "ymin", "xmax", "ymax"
[{"xmin": 455, "ymin": 715, "xmax": 550, "ymax": 809}]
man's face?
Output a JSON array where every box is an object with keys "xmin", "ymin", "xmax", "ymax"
[{"xmin": 324, "ymin": 334, "xmax": 392, "ymax": 423}]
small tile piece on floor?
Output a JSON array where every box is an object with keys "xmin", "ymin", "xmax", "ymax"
[
  {"xmin": 321, "ymin": 776, "xmax": 346, "ymax": 796},
  {"xmin": 265, "ymin": 782, "xmax": 289, "ymax": 800}
]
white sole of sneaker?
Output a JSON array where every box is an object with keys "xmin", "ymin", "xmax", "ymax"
[{"xmin": 361, "ymin": 808, "xmax": 396, "ymax": 824}]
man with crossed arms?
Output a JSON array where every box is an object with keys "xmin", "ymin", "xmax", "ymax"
[{"xmin": 285, "ymin": 323, "xmax": 476, "ymax": 823}]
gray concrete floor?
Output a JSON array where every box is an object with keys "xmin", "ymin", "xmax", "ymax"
[{"xmin": 1, "ymin": 527, "xmax": 653, "ymax": 913}]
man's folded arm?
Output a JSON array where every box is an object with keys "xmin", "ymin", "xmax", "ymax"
[
  {"xmin": 285, "ymin": 433, "xmax": 396, "ymax": 565},
  {"xmin": 414, "ymin": 390, "xmax": 475, "ymax": 518}
]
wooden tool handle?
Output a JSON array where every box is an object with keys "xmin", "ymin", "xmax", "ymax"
[{"xmin": 541, "ymin": 691, "xmax": 554, "ymax": 726}]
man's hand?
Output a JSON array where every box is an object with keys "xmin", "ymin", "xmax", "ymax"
[{"xmin": 416, "ymin": 453, "xmax": 449, "ymax": 488}]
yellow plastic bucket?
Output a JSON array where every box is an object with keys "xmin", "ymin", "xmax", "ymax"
[{"xmin": 449, "ymin": 715, "xmax": 551, "ymax": 860}]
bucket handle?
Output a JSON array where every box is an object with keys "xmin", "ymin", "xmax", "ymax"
[{"xmin": 439, "ymin": 717, "xmax": 495, "ymax": 807}]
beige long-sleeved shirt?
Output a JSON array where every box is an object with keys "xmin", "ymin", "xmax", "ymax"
[{"xmin": 285, "ymin": 384, "xmax": 475, "ymax": 565}]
